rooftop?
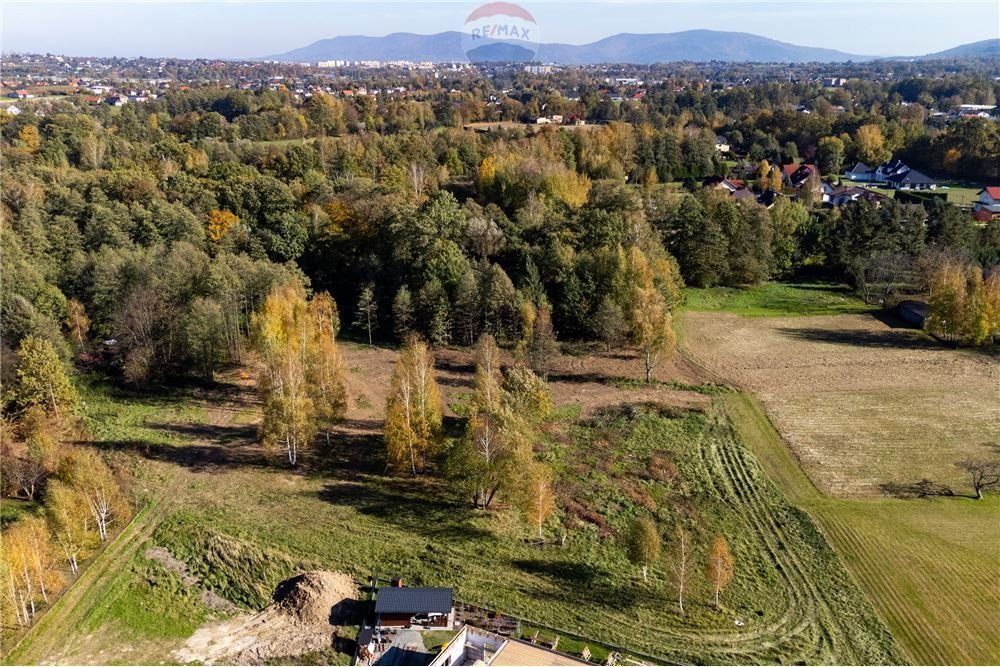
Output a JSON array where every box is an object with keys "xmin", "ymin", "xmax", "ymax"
[{"xmin": 375, "ymin": 587, "xmax": 453, "ymax": 615}]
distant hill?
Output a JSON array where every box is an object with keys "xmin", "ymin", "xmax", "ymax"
[
  {"xmin": 266, "ymin": 29, "xmax": 870, "ymax": 64},
  {"xmin": 914, "ymin": 39, "xmax": 1000, "ymax": 60}
]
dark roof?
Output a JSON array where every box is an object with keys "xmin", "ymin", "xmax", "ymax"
[
  {"xmin": 847, "ymin": 162, "xmax": 872, "ymax": 174},
  {"xmin": 887, "ymin": 168, "xmax": 935, "ymax": 185},
  {"xmin": 375, "ymin": 587, "xmax": 452, "ymax": 615}
]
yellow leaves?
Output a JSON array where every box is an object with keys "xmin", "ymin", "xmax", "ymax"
[
  {"xmin": 478, "ymin": 155, "xmax": 497, "ymax": 190},
  {"xmin": 544, "ymin": 167, "xmax": 591, "ymax": 210},
  {"xmin": 253, "ymin": 285, "xmax": 347, "ymax": 465},
  {"xmin": 385, "ymin": 338, "xmax": 443, "ymax": 474},
  {"xmin": 928, "ymin": 260, "xmax": 1000, "ymax": 346},
  {"xmin": 856, "ymin": 124, "xmax": 888, "ymax": 164},
  {"xmin": 943, "ymin": 148, "xmax": 962, "ymax": 172},
  {"xmin": 207, "ymin": 209, "xmax": 240, "ymax": 244},
  {"xmin": 17, "ymin": 125, "xmax": 41, "ymax": 153},
  {"xmin": 522, "ymin": 464, "xmax": 555, "ymax": 539},
  {"xmin": 705, "ymin": 534, "xmax": 735, "ymax": 606}
]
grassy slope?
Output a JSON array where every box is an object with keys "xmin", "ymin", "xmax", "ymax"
[
  {"xmin": 682, "ymin": 282, "xmax": 876, "ymax": 318},
  {"xmin": 679, "ymin": 284, "xmax": 999, "ymax": 665},
  {"xmin": 724, "ymin": 393, "xmax": 1000, "ymax": 665},
  {"xmin": 4, "ymin": 370, "xmax": 900, "ymax": 665}
]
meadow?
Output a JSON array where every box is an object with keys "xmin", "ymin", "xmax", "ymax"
[
  {"xmin": 680, "ymin": 290, "xmax": 1000, "ymax": 665},
  {"xmin": 4, "ymin": 342, "xmax": 900, "ymax": 665}
]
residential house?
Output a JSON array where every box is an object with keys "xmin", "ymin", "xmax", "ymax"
[
  {"xmin": 374, "ymin": 585, "xmax": 454, "ymax": 629},
  {"xmin": 702, "ymin": 176, "xmax": 740, "ymax": 192},
  {"xmin": 885, "ymin": 167, "xmax": 936, "ymax": 190},
  {"xmin": 824, "ymin": 185, "xmax": 892, "ymax": 207},
  {"xmin": 973, "ymin": 187, "xmax": 1000, "ymax": 220},
  {"xmin": 2, "ymin": 104, "xmax": 21, "ymax": 115},
  {"xmin": 106, "ymin": 96, "xmax": 127, "ymax": 107},
  {"xmin": 715, "ymin": 135, "xmax": 731, "ymax": 153},
  {"xmin": 429, "ymin": 625, "xmax": 590, "ymax": 667},
  {"xmin": 844, "ymin": 159, "xmax": 936, "ymax": 190},
  {"xmin": 844, "ymin": 162, "xmax": 875, "ymax": 182},
  {"xmin": 781, "ymin": 164, "xmax": 820, "ymax": 191}
]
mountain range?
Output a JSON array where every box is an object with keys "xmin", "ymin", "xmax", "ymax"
[{"xmin": 267, "ymin": 31, "xmax": 1000, "ymax": 64}]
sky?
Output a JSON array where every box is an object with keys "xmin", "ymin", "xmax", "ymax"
[{"xmin": 2, "ymin": 0, "xmax": 998, "ymax": 60}]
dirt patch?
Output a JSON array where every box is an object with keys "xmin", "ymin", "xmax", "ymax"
[{"xmin": 174, "ymin": 570, "xmax": 360, "ymax": 665}]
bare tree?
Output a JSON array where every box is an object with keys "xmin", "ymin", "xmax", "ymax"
[
  {"xmin": 851, "ymin": 252, "xmax": 914, "ymax": 306},
  {"xmin": 668, "ymin": 527, "xmax": 692, "ymax": 615},
  {"xmin": 957, "ymin": 458, "xmax": 1000, "ymax": 500}
]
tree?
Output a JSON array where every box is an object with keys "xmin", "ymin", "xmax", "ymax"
[
  {"xmin": 58, "ymin": 447, "xmax": 127, "ymax": 542},
  {"xmin": 2, "ymin": 516, "xmax": 62, "ymax": 623},
  {"xmin": 308, "ymin": 292, "xmax": 348, "ymax": 442},
  {"xmin": 207, "ymin": 209, "xmax": 240, "ymax": 244},
  {"xmin": 855, "ymin": 124, "xmax": 890, "ymax": 165},
  {"xmin": 254, "ymin": 285, "xmax": 313, "ymax": 466},
  {"xmin": 522, "ymin": 464, "xmax": 555, "ymax": 540},
  {"xmin": 627, "ymin": 516, "xmax": 661, "ymax": 583},
  {"xmin": 392, "ymin": 286, "xmax": 415, "ymax": 342},
  {"xmin": 526, "ymin": 302, "xmax": 558, "ymax": 381},
  {"xmin": 13, "ymin": 336, "xmax": 78, "ymax": 416},
  {"xmin": 631, "ymin": 287, "xmax": 676, "ymax": 383},
  {"xmin": 353, "ymin": 283, "xmax": 378, "ymax": 347},
  {"xmin": 183, "ymin": 297, "xmax": 226, "ymax": 379},
  {"xmin": 593, "ymin": 297, "xmax": 626, "ymax": 352},
  {"xmin": 45, "ymin": 480, "xmax": 97, "ymax": 574},
  {"xmin": 64, "ymin": 299, "xmax": 90, "ymax": 351},
  {"xmin": 669, "ymin": 527, "xmax": 692, "ymax": 615},
  {"xmin": 817, "ymin": 136, "xmax": 845, "ymax": 176},
  {"xmin": 956, "ymin": 458, "xmax": 1000, "ymax": 500},
  {"xmin": 385, "ymin": 338, "xmax": 443, "ymax": 475},
  {"xmin": 705, "ymin": 534, "xmax": 735, "ymax": 608}
]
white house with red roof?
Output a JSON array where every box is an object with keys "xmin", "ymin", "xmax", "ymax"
[{"xmin": 973, "ymin": 187, "xmax": 1000, "ymax": 220}]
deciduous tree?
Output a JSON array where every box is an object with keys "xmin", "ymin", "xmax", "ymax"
[
  {"xmin": 385, "ymin": 338, "xmax": 442, "ymax": 475},
  {"xmin": 705, "ymin": 534, "xmax": 735, "ymax": 608},
  {"xmin": 627, "ymin": 516, "xmax": 661, "ymax": 583}
]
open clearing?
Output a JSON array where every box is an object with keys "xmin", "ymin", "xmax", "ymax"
[
  {"xmin": 5, "ymin": 343, "xmax": 899, "ymax": 666},
  {"xmin": 681, "ymin": 311, "xmax": 999, "ymax": 496},
  {"xmin": 681, "ymin": 309, "xmax": 1000, "ymax": 664}
]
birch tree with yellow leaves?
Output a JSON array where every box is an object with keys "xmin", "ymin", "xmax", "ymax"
[{"xmin": 385, "ymin": 337, "xmax": 443, "ymax": 475}]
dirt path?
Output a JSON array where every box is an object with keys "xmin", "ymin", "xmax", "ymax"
[{"xmin": 5, "ymin": 479, "xmax": 182, "ymax": 664}]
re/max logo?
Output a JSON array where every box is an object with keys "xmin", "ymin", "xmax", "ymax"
[{"xmin": 469, "ymin": 23, "xmax": 532, "ymax": 40}]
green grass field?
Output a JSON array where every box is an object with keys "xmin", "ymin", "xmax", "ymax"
[
  {"xmin": 682, "ymin": 281, "xmax": 875, "ymax": 317},
  {"xmin": 840, "ymin": 179, "xmax": 982, "ymax": 207},
  {"xmin": 714, "ymin": 363, "xmax": 1000, "ymax": 665},
  {"xmin": 4, "ymin": 368, "xmax": 901, "ymax": 665}
]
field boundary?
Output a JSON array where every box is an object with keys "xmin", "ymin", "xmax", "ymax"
[{"xmin": 3, "ymin": 486, "xmax": 177, "ymax": 664}]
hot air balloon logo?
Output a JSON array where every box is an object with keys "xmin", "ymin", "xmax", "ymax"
[{"xmin": 461, "ymin": 2, "xmax": 542, "ymax": 62}]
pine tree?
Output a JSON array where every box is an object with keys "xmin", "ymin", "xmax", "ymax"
[
  {"xmin": 353, "ymin": 283, "xmax": 378, "ymax": 346},
  {"xmin": 392, "ymin": 286, "xmax": 415, "ymax": 342}
]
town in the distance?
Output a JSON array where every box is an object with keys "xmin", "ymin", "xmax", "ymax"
[{"xmin": 1, "ymin": 9, "xmax": 999, "ymax": 667}]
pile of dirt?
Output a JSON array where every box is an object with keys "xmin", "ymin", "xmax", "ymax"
[
  {"xmin": 273, "ymin": 570, "xmax": 360, "ymax": 625},
  {"xmin": 174, "ymin": 570, "xmax": 360, "ymax": 665}
]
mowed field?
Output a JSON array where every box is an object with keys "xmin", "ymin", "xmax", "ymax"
[
  {"xmin": 679, "ymin": 301, "xmax": 1000, "ymax": 665},
  {"xmin": 4, "ymin": 343, "xmax": 901, "ymax": 666}
]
